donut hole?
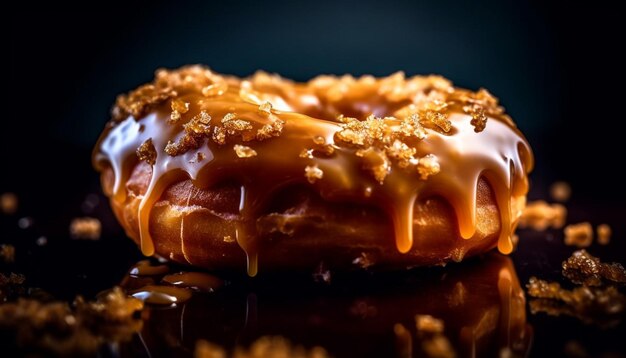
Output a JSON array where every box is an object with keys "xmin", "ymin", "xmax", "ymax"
[{"xmin": 292, "ymin": 89, "xmax": 414, "ymax": 122}]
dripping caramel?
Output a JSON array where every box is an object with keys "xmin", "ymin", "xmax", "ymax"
[{"xmin": 93, "ymin": 66, "xmax": 533, "ymax": 276}]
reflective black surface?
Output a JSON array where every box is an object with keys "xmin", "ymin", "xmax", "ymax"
[{"xmin": 1, "ymin": 177, "xmax": 625, "ymax": 356}]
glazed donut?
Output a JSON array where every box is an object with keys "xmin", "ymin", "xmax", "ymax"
[{"xmin": 93, "ymin": 66, "xmax": 533, "ymax": 276}]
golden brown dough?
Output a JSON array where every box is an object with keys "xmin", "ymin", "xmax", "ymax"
[{"xmin": 102, "ymin": 162, "xmax": 502, "ymax": 271}]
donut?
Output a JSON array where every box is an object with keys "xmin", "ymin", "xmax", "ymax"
[{"xmin": 93, "ymin": 66, "xmax": 533, "ymax": 276}]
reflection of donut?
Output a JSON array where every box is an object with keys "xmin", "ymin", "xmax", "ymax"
[
  {"xmin": 94, "ymin": 66, "xmax": 533, "ymax": 275},
  {"xmin": 120, "ymin": 253, "xmax": 531, "ymax": 357}
]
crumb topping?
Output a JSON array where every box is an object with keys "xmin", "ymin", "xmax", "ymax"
[
  {"xmin": 305, "ymin": 165, "xmax": 324, "ymax": 183},
  {"xmin": 107, "ymin": 67, "xmax": 515, "ymax": 186},
  {"xmin": 256, "ymin": 119, "xmax": 285, "ymax": 140},
  {"xmin": 136, "ymin": 138, "xmax": 157, "ymax": 165},
  {"xmin": 233, "ymin": 144, "xmax": 257, "ymax": 158},
  {"xmin": 417, "ymin": 154, "xmax": 441, "ymax": 180},
  {"xmin": 334, "ymin": 115, "xmax": 442, "ymax": 183},
  {"xmin": 464, "ymin": 103, "xmax": 487, "ymax": 133},
  {"xmin": 221, "ymin": 113, "xmax": 253, "ymax": 137},
  {"xmin": 258, "ymin": 101, "xmax": 272, "ymax": 116},
  {"xmin": 169, "ymin": 99, "xmax": 189, "ymax": 124},
  {"xmin": 165, "ymin": 111, "xmax": 212, "ymax": 156}
]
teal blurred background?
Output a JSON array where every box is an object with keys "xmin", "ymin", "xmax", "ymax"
[{"xmin": 6, "ymin": 0, "xmax": 625, "ymax": 204}]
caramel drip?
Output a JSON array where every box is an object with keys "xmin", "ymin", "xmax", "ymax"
[{"xmin": 94, "ymin": 67, "xmax": 533, "ymax": 275}]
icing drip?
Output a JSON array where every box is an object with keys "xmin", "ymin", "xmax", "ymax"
[{"xmin": 93, "ymin": 67, "xmax": 533, "ymax": 276}]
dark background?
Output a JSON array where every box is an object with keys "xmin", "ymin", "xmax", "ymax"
[
  {"xmin": 4, "ymin": 1, "xmax": 626, "ymax": 356},
  {"xmin": 5, "ymin": 0, "xmax": 626, "ymax": 206}
]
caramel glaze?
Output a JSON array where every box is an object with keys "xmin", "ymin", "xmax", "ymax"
[{"xmin": 93, "ymin": 66, "xmax": 533, "ymax": 276}]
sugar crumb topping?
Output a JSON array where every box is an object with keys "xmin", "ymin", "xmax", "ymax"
[
  {"xmin": 233, "ymin": 144, "xmax": 257, "ymax": 158},
  {"xmin": 136, "ymin": 138, "xmax": 157, "ymax": 165},
  {"xmin": 109, "ymin": 66, "xmax": 515, "ymax": 184},
  {"xmin": 304, "ymin": 165, "xmax": 324, "ymax": 183}
]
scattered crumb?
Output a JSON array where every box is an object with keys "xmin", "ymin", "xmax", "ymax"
[
  {"xmin": 564, "ymin": 222, "xmax": 593, "ymax": 248},
  {"xmin": 195, "ymin": 340, "xmax": 226, "ymax": 358},
  {"xmin": 596, "ymin": 224, "xmax": 611, "ymax": 245},
  {"xmin": 0, "ymin": 287, "xmax": 143, "ymax": 356},
  {"xmin": 196, "ymin": 336, "xmax": 328, "ymax": 358},
  {"xmin": 0, "ymin": 244, "xmax": 15, "ymax": 264},
  {"xmin": 349, "ymin": 300, "xmax": 378, "ymax": 319},
  {"xmin": 36, "ymin": 236, "xmax": 48, "ymax": 246},
  {"xmin": 562, "ymin": 250, "xmax": 626, "ymax": 286},
  {"xmin": 136, "ymin": 138, "xmax": 157, "ymax": 165},
  {"xmin": 70, "ymin": 217, "xmax": 102, "ymax": 240},
  {"xmin": 1, "ymin": 192, "xmax": 18, "ymax": 214},
  {"xmin": 352, "ymin": 252, "xmax": 374, "ymax": 269},
  {"xmin": 233, "ymin": 144, "xmax": 257, "ymax": 158},
  {"xmin": 550, "ymin": 181, "xmax": 571, "ymax": 202},
  {"xmin": 223, "ymin": 235, "xmax": 235, "ymax": 243},
  {"xmin": 0, "ymin": 272, "xmax": 27, "ymax": 302},
  {"xmin": 527, "ymin": 276, "xmax": 625, "ymax": 327},
  {"xmin": 518, "ymin": 200, "xmax": 567, "ymax": 230},
  {"xmin": 312, "ymin": 262, "xmax": 331, "ymax": 284},
  {"xmin": 421, "ymin": 334, "xmax": 456, "ymax": 358},
  {"xmin": 18, "ymin": 217, "xmax": 34, "ymax": 229},
  {"xmin": 394, "ymin": 323, "xmax": 413, "ymax": 358},
  {"xmin": 415, "ymin": 315, "xmax": 444, "ymax": 334},
  {"xmin": 304, "ymin": 165, "xmax": 324, "ymax": 183},
  {"xmin": 412, "ymin": 315, "xmax": 456, "ymax": 358},
  {"xmin": 446, "ymin": 282, "xmax": 467, "ymax": 307},
  {"xmin": 81, "ymin": 193, "xmax": 100, "ymax": 213},
  {"xmin": 499, "ymin": 347, "xmax": 513, "ymax": 358},
  {"xmin": 563, "ymin": 340, "xmax": 588, "ymax": 358},
  {"xmin": 511, "ymin": 234, "xmax": 520, "ymax": 247}
]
